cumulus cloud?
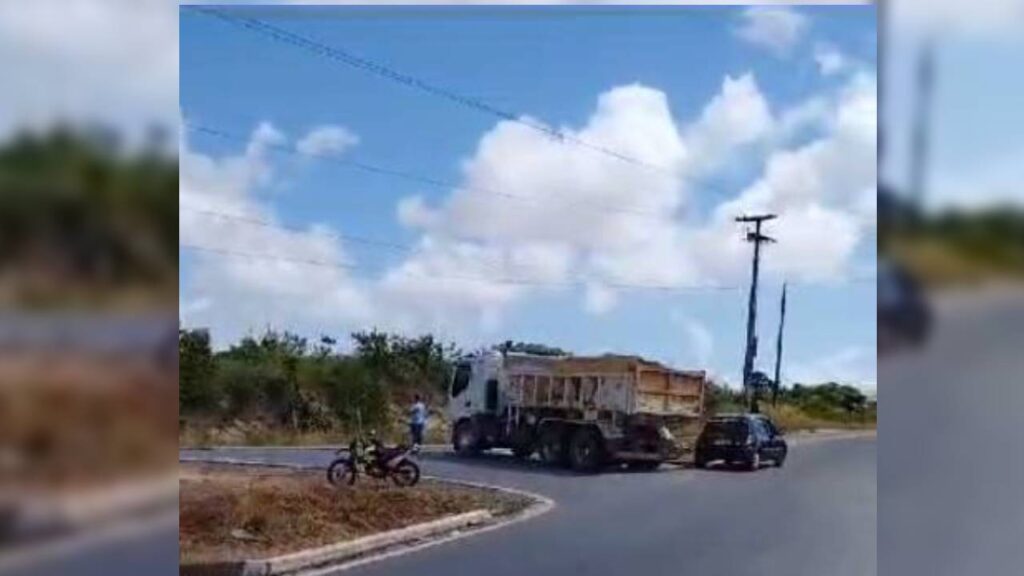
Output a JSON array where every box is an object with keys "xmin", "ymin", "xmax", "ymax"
[
  {"xmin": 296, "ymin": 125, "xmax": 359, "ymax": 156},
  {"xmin": 814, "ymin": 43, "xmax": 848, "ymax": 76},
  {"xmin": 183, "ymin": 68, "xmax": 876, "ymax": 338},
  {"xmin": 734, "ymin": 6, "xmax": 810, "ymax": 58},
  {"xmin": 583, "ymin": 283, "xmax": 617, "ymax": 315},
  {"xmin": 789, "ymin": 345, "xmax": 876, "ymax": 389},
  {"xmin": 685, "ymin": 73, "xmax": 774, "ymax": 175},
  {"xmin": 0, "ymin": 0, "xmax": 177, "ymax": 143},
  {"xmin": 180, "ymin": 122, "xmax": 372, "ymax": 345}
]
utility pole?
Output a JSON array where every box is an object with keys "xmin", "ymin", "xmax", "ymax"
[
  {"xmin": 909, "ymin": 39, "xmax": 935, "ymax": 213},
  {"xmin": 736, "ymin": 214, "xmax": 776, "ymax": 413},
  {"xmin": 773, "ymin": 282, "xmax": 787, "ymax": 406}
]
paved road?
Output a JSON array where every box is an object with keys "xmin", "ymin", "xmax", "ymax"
[
  {"xmin": 184, "ymin": 436, "xmax": 875, "ymax": 576},
  {"xmin": 880, "ymin": 289, "xmax": 1024, "ymax": 575}
]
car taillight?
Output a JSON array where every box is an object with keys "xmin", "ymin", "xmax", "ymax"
[{"xmin": 744, "ymin": 434, "xmax": 754, "ymax": 446}]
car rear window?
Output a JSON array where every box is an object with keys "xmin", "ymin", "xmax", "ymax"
[{"xmin": 703, "ymin": 420, "xmax": 748, "ymax": 440}]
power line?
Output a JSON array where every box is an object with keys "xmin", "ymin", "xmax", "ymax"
[
  {"xmin": 179, "ymin": 241, "xmax": 741, "ymax": 292},
  {"xmin": 185, "ymin": 5, "xmax": 680, "ymax": 178},
  {"xmin": 181, "ymin": 204, "xmax": 877, "ymax": 291},
  {"xmin": 180, "ymin": 205, "xmax": 413, "ymax": 254},
  {"xmin": 185, "ymin": 122, "xmax": 675, "ymax": 220}
]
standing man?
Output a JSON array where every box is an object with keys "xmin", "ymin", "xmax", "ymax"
[{"xmin": 409, "ymin": 394, "xmax": 427, "ymax": 450}]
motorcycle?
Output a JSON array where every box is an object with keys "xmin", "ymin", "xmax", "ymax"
[{"xmin": 327, "ymin": 434, "xmax": 420, "ymax": 487}]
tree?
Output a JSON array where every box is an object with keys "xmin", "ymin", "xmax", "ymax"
[
  {"xmin": 494, "ymin": 341, "xmax": 569, "ymax": 357},
  {"xmin": 179, "ymin": 328, "xmax": 216, "ymax": 412}
]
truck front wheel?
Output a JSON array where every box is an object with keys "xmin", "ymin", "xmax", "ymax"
[
  {"xmin": 453, "ymin": 420, "xmax": 480, "ymax": 456},
  {"xmin": 568, "ymin": 427, "xmax": 606, "ymax": 473}
]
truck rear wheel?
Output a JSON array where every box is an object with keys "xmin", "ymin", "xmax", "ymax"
[
  {"xmin": 453, "ymin": 420, "xmax": 480, "ymax": 457},
  {"xmin": 539, "ymin": 426, "xmax": 568, "ymax": 467},
  {"xmin": 568, "ymin": 428, "xmax": 605, "ymax": 473}
]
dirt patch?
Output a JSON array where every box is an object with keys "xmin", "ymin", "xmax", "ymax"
[
  {"xmin": 179, "ymin": 463, "xmax": 531, "ymax": 563},
  {"xmin": 0, "ymin": 352, "xmax": 178, "ymax": 494}
]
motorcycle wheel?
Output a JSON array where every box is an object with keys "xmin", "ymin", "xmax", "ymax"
[
  {"xmin": 327, "ymin": 457, "xmax": 357, "ymax": 486},
  {"xmin": 390, "ymin": 460, "xmax": 420, "ymax": 487}
]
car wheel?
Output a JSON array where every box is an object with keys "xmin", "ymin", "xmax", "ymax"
[{"xmin": 748, "ymin": 451, "xmax": 761, "ymax": 471}]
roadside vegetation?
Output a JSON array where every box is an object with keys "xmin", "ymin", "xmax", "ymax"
[
  {"xmin": 181, "ymin": 329, "xmax": 875, "ymax": 448},
  {"xmin": 179, "ymin": 328, "xmax": 461, "ymax": 447},
  {"xmin": 180, "ymin": 463, "xmax": 531, "ymax": 563},
  {"xmin": 705, "ymin": 380, "xmax": 875, "ymax": 431},
  {"xmin": 0, "ymin": 126, "xmax": 177, "ymax": 308},
  {"xmin": 880, "ymin": 189, "xmax": 1024, "ymax": 286}
]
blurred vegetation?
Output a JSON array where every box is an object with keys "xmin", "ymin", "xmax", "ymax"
[
  {"xmin": 880, "ymin": 189, "xmax": 1024, "ymax": 285},
  {"xmin": 705, "ymin": 379, "xmax": 875, "ymax": 430},
  {"xmin": 0, "ymin": 126, "xmax": 177, "ymax": 308},
  {"xmin": 182, "ymin": 328, "xmax": 874, "ymax": 446},
  {"xmin": 178, "ymin": 328, "xmax": 462, "ymax": 444}
]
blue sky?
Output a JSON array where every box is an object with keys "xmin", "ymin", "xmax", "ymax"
[{"xmin": 179, "ymin": 5, "xmax": 877, "ymax": 389}]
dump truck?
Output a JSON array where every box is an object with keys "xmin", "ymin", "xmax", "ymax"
[{"xmin": 448, "ymin": 350, "xmax": 706, "ymax": 472}]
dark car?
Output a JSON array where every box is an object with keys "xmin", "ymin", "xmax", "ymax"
[{"xmin": 694, "ymin": 414, "xmax": 787, "ymax": 471}]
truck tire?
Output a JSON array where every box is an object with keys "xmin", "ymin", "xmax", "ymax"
[
  {"xmin": 539, "ymin": 425, "xmax": 568, "ymax": 467},
  {"xmin": 568, "ymin": 427, "xmax": 606, "ymax": 473},
  {"xmin": 512, "ymin": 442, "xmax": 534, "ymax": 460},
  {"xmin": 453, "ymin": 420, "xmax": 481, "ymax": 457}
]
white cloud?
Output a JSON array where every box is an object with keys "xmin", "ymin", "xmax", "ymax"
[
  {"xmin": 296, "ymin": 125, "xmax": 359, "ymax": 156},
  {"xmin": 789, "ymin": 345, "xmax": 876, "ymax": 389},
  {"xmin": 180, "ymin": 122, "xmax": 372, "ymax": 345},
  {"xmin": 583, "ymin": 283, "xmax": 617, "ymax": 315},
  {"xmin": 684, "ymin": 318, "xmax": 715, "ymax": 366},
  {"xmin": 0, "ymin": 0, "xmax": 177, "ymax": 144},
  {"xmin": 685, "ymin": 73, "xmax": 774, "ymax": 175},
  {"xmin": 814, "ymin": 43, "xmax": 848, "ymax": 76},
  {"xmin": 183, "ymin": 69, "xmax": 876, "ymax": 340},
  {"xmin": 734, "ymin": 7, "xmax": 810, "ymax": 58},
  {"xmin": 890, "ymin": 0, "xmax": 1024, "ymax": 40}
]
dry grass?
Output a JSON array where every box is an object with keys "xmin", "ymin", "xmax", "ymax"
[
  {"xmin": 179, "ymin": 463, "xmax": 531, "ymax": 563},
  {"xmin": 761, "ymin": 404, "xmax": 875, "ymax": 432},
  {"xmin": 180, "ymin": 413, "xmax": 451, "ymax": 449},
  {"xmin": 0, "ymin": 352, "xmax": 178, "ymax": 492}
]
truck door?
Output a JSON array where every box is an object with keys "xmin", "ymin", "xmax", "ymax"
[
  {"xmin": 449, "ymin": 362, "xmax": 473, "ymax": 421},
  {"xmin": 485, "ymin": 378, "xmax": 499, "ymax": 412}
]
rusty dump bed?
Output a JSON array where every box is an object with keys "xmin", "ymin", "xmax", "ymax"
[{"xmin": 503, "ymin": 354, "xmax": 705, "ymax": 418}]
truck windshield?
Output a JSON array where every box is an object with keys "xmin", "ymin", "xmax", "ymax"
[
  {"xmin": 703, "ymin": 420, "xmax": 748, "ymax": 440},
  {"xmin": 451, "ymin": 363, "xmax": 471, "ymax": 398}
]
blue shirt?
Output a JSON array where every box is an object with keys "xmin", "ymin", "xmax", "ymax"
[{"xmin": 410, "ymin": 401, "xmax": 427, "ymax": 426}]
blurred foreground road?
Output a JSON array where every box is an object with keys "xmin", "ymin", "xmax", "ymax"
[
  {"xmin": 184, "ymin": 437, "xmax": 875, "ymax": 576},
  {"xmin": 881, "ymin": 288, "xmax": 1024, "ymax": 575}
]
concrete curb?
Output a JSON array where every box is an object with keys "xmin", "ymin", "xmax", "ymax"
[
  {"xmin": 179, "ymin": 458, "xmax": 556, "ymax": 575},
  {"xmin": 0, "ymin": 475, "xmax": 178, "ymax": 545},
  {"xmin": 235, "ymin": 510, "xmax": 490, "ymax": 576}
]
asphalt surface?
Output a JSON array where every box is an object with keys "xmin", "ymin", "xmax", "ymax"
[
  {"xmin": 880, "ymin": 288, "xmax": 1024, "ymax": 575},
  {"xmin": 179, "ymin": 436, "xmax": 875, "ymax": 576}
]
